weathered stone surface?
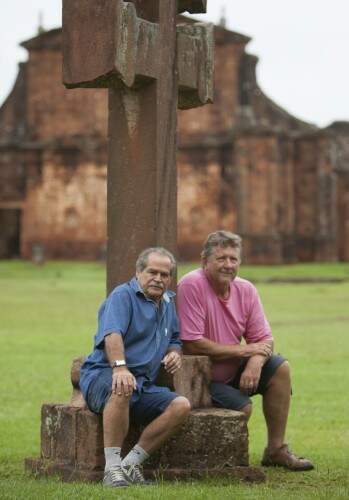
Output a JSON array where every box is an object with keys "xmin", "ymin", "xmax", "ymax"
[
  {"xmin": 40, "ymin": 404, "xmax": 104, "ymax": 469},
  {"xmin": 21, "ymin": 153, "xmax": 107, "ymax": 261},
  {"xmin": 41, "ymin": 404, "xmax": 80, "ymax": 463},
  {"xmin": 75, "ymin": 410, "xmax": 104, "ymax": 470},
  {"xmin": 147, "ymin": 409, "xmax": 248, "ymax": 469},
  {"xmin": 26, "ymin": 405, "xmax": 253, "ymax": 482},
  {"xmin": 156, "ymin": 355, "xmax": 212, "ymax": 408},
  {"xmin": 177, "ymin": 22, "xmax": 214, "ymax": 109},
  {"xmin": 63, "ymin": 1, "xmax": 213, "ymax": 101}
]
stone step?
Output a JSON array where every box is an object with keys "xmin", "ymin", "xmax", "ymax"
[
  {"xmin": 146, "ymin": 408, "xmax": 249, "ymax": 470},
  {"xmin": 25, "ymin": 458, "xmax": 265, "ymax": 484},
  {"xmin": 25, "ymin": 403, "xmax": 251, "ymax": 481}
]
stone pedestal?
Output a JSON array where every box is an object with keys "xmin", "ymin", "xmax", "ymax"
[
  {"xmin": 71, "ymin": 354, "xmax": 212, "ymax": 410},
  {"xmin": 25, "ymin": 355, "xmax": 265, "ymax": 483},
  {"xmin": 25, "ymin": 403, "xmax": 261, "ymax": 482}
]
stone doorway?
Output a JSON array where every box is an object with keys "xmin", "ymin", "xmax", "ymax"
[{"xmin": 0, "ymin": 208, "xmax": 21, "ymax": 258}]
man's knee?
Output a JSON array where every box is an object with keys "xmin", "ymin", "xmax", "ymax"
[
  {"xmin": 240, "ymin": 403, "xmax": 253, "ymax": 420},
  {"xmin": 105, "ymin": 392, "xmax": 131, "ymax": 409},
  {"xmin": 275, "ymin": 360, "xmax": 291, "ymax": 379},
  {"xmin": 167, "ymin": 396, "xmax": 191, "ymax": 419},
  {"xmin": 269, "ymin": 360, "xmax": 291, "ymax": 387}
]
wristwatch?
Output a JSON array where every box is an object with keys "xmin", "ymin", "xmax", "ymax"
[{"xmin": 111, "ymin": 359, "xmax": 127, "ymax": 368}]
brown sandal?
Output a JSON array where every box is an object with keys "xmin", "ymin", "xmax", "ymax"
[{"xmin": 261, "ymin": 444, "xmax": 314, "ymax": 471}]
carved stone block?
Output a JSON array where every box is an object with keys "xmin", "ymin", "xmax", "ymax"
[
  {"xmin": 40, "ymin": 404, "xmax": 80, "ymax": 463},
  {"xmin": 75, "ymin": 410, "xmax": 104, "ymax": 470},
  {"xmin": 26, "ymin": 404, "xmax": 253, "ymax": 481},
  {"xmin": 156, "ymin": 355, "xmax": 212, "ymax": 408},
  {"xmin": 147, "ymin": 409, "xmax": 249, "ymax": 469}
]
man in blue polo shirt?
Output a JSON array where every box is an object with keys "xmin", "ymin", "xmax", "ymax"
[{"xmin": 80, "ymin": 247, "xmax": 190, "ymax": 488}]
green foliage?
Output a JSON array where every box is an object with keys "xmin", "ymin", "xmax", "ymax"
[{"xmin": 0, "ymin": 260, "xmax": 348, "ymax": 498}]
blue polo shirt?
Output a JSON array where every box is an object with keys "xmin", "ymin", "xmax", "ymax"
[{"xmin": 80, "ymin": 277, "xmax": 181, "ymax": 404}]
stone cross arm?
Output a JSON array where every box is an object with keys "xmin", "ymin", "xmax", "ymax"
[{"xmin": 63, "ymin": 0, "xmax": 213, "ymax": 109}]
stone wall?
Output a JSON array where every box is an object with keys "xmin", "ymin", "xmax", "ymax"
[
  {"xmin": 21, "ymin": 148, "xmax": 107, "ymax": 260},
  {"xmin": 337, "ymin": 173, "xmax": 349, "ymax": 261},
  {"xmin": 0, "ymin": 23, "xmax": 348, "ymax": 263},
  {"xmin": 293, "ymin": 134, "xmax": 337, "ymax": 262},
  {"xmin": 178, "ymin": 39, "xmax": 247, "ymax": 142},
  {"xmin": 22, "ymin": 30, "xmax": 108, "ymax": 142},
  {"xmin": 0, "ymin": 148, "xmax": 26, "ymax": 257},
  {"xmin": 178, "ymin": 145, "xmax": 236, "ymax": 260}
]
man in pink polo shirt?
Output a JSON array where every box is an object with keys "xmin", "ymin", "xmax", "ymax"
[{"xmin": 177, "ymin": 230, "xmax": 313, "ymax": 471}]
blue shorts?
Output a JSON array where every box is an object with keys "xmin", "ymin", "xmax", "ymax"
[
  {"xmin": 210, "ymin": 354, "xmax": 287, "ymax": 411},
  {"xmin": 85, "ymin": 369, "xmax": 178, "ymax": 426}
]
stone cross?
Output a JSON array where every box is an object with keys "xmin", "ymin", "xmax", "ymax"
[{"xmin": 63, "ymin": 0, "xmax": 213, "ymax": 292}]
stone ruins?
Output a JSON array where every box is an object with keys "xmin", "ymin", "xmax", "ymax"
[
  {"xmin": 0, "ymin": 8, "xmax": 349, "ymax": 263},
  {"xmin": 25, "ymin": 0, "xmax": 264, "ymax": 483}
]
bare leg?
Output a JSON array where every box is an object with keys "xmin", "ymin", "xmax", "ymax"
[
  {"xmin": 262, "ymin": 361, "xmax": 291, "ymax": 451},
  {"xmin": 103, "ymin": 393, "xmax": 131, "ymax": 447},
  {"xmin": 137, "ymin": 396, "xmax": 191, "ymax": 454}
]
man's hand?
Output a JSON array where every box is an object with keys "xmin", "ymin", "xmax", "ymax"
[
  {"xmin": 162, "ymin": 350, "xmax": 182, "ymax": 374},
  {"xmin": 239, "ymin": 357, "xmax": 263, "ymax": 394},
  {"xmin": 239, "ymin": 342, "xmax": 272, "ymax": 359},
  {"xmin": 111, "ymin": 366, "xmax": 137, "ymax": 397}
]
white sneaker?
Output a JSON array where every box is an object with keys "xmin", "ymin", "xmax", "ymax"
[
  {"xmin": 103, "ymin": 465, "xmax": 129, "ymax": 487},
  {"xmin": 122, "ymin": 463, "xmax": 153, "ymax": 485}
]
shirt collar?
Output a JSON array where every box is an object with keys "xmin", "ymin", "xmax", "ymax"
[{"xmin": 129, "ymin": 277, "xmax": 176, "ymax": 302}]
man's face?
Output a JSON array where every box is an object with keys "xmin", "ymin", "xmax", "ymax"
[
  {"xmin": 136, "ymin": 252, "xmax": 172, "ymax": 303},
  {"xmin": 203, "ymin": 245, "xmax": 241, "ymax": 288}
]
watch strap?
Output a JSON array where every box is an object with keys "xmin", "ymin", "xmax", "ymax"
[{"xmin": 111, "ymin": 359, "xmax": 127, "ymax": 368}]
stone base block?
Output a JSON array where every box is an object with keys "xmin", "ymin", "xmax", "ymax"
[
  {"xmin": 39, "ymin": 404, "xmax": 104, "ymax": 471},
  {"xmin": 147, "ymin": 408, "xmax": 249, "ymax": 469},
  {"xmin": 25, "ymin": 458, "xmax": 265, "ymax": 483},
  {"xmin": 26, "ymin": 404, "xmax": 255, "ymax": 481}
]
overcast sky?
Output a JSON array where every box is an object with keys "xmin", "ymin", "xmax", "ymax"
[{"xmin": 0, "ymin": 0, "xmax": 348, "ymax": 128}]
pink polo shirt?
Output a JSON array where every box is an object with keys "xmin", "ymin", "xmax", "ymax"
[{"xmin": 177, "ymin": 269, "xmax": 272, "ymax": 383}]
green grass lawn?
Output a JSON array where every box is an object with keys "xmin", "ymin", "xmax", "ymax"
[{"xmin": 0, "ymin": 260, "xmax": 349, "ymax": 499}]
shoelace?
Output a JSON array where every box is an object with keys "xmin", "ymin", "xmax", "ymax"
[
  {"xmin": 125, "ymin": 464, "xmax": 144, "ymax": 483},
  {"xmin": 109, "ymin": 466, "xmax": 126, "ymax": 482}
]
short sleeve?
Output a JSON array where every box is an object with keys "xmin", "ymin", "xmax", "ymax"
[
  {"xmin": 177, "ymin": 282, "xmax": 206, "ymax": 341},
  {"xmin": 94, "ymin": 290, "xmax": 132, "ymax": 349},
  {"xmin": 168, "ymin": 309, "xmax": 182, "ymax": 350},
  {"xmin": 244, "ymin": 285, "xmax": 273, "ymax": 343}
]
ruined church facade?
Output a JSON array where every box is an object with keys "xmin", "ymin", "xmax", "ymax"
[{"xmin": 1, "ymin": 22, "xmax": 349, "ymax": 263}]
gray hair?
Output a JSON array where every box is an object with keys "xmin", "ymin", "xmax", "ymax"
[
  {"xmin": 201, "ymin": 230, "xmax": 242, "ymax": 259},
  {"xmin": 136, "ymin": 247, "xmax": 177, "ymax": 276}
]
